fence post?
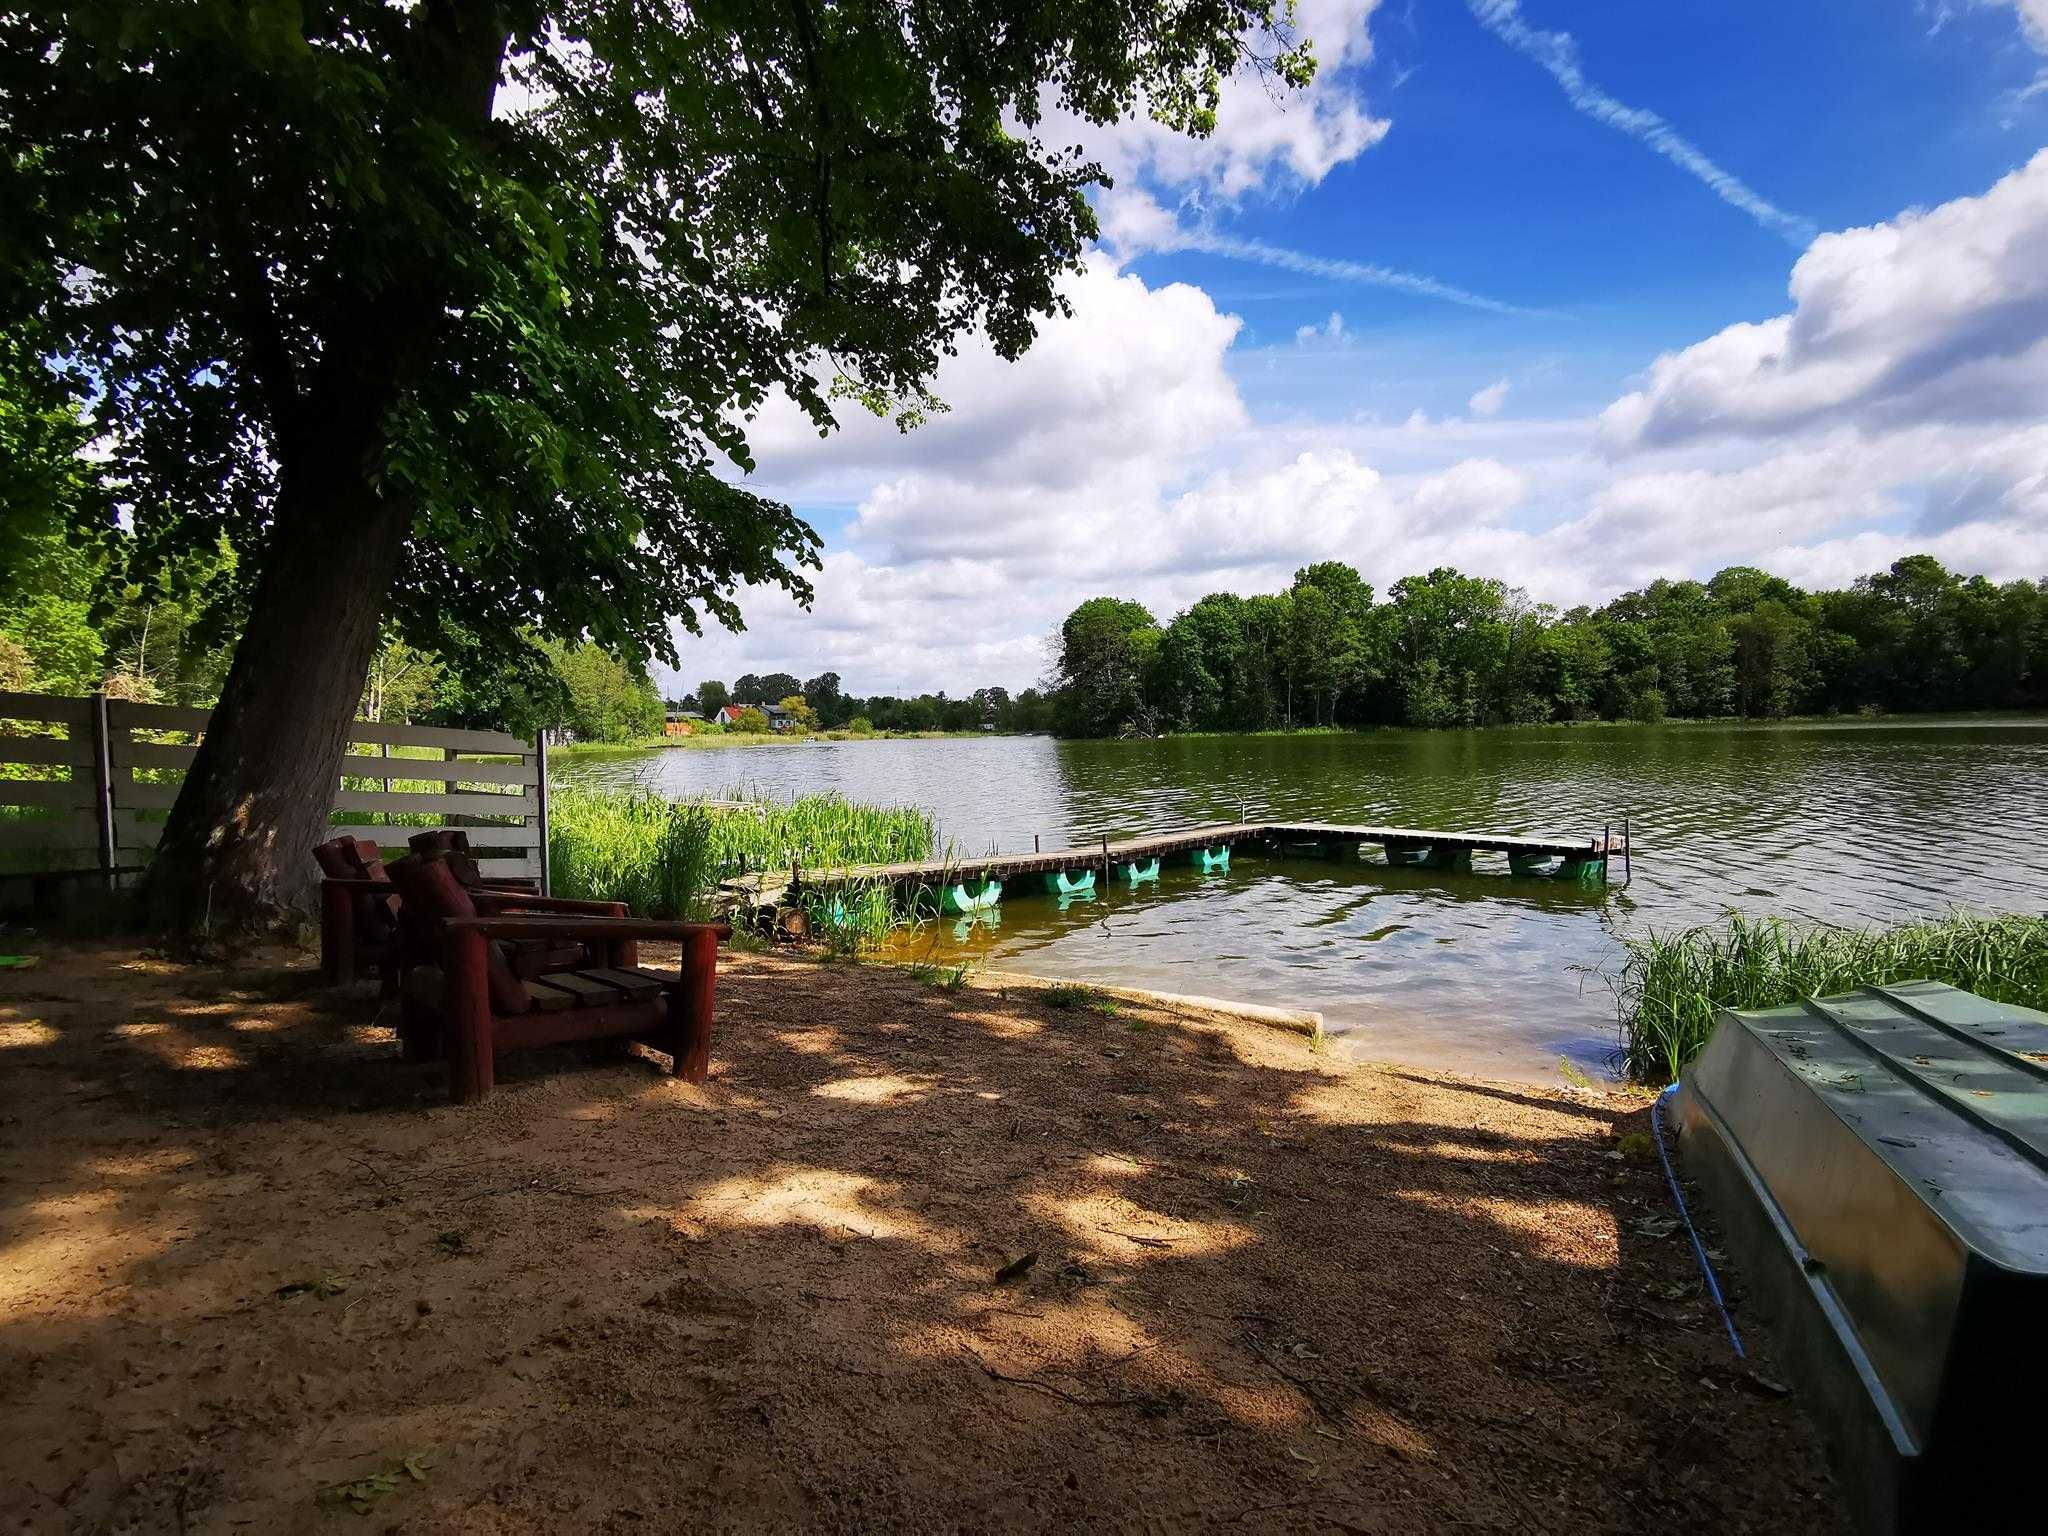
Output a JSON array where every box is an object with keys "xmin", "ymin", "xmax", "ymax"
[
  {"xmin": 533, "ymin": 732, "xmax": 551, "ymax": 896},
  {"xmin": 91, "ymin": 692, "xmax": 116, "ymax": 890}
]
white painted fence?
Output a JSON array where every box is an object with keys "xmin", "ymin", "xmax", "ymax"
[{"xmin": 0, "ymin": 690, "xmax": 548, "ymax": 890}]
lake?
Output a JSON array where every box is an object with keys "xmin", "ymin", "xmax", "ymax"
[{"xmin": 555, "ymin": 722, "xmax": 2048, "ymax": 1084}]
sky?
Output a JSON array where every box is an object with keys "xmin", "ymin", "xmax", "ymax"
[{"xmin": 659, "ymin": 0, "xmax": 2048, "ymax": 701}]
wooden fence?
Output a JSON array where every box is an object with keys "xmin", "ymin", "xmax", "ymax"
[{"xmin": 0, "ymin": 690, "xmax": 549, "ymax": 894}]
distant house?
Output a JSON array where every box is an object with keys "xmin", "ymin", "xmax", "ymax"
[
  {"xmin": 662, "ymin": 706, "xmax": 702, "ymax": 738},
  {"xmin": 718, "ymin": 702, "xmax": 800, "ymax": 732}
]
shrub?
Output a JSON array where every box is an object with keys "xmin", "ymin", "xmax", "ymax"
[{"xmin": 731, "ymin": 706, "xmax": 771, "ymax": 733}]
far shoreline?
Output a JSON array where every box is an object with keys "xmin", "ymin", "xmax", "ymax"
[{"xmin": 552, "ymin": 708, "xmax": 2048, "ymax": 755}]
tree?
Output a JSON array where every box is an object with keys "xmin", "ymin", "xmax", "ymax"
[
  {"xmin": 5, "ymin": 0, "xmax": 1312, "ymax": 922},
  {"xmin": 360, "ymin": 639, "xmax": 443, "ymax": 725},
  {"xmin": 777, "ymin": 693, "xmax": 816, "ymax": 731},
  {"xmin": 1052, "ymin": 598, "xmax": 1160, "ymax": 736},
  {"xmin": 800, "ymin": 671, "xmax": 850, "ymax": 727},
  {"xmin": 694, "ymin": 680, "xmax": 731, "ymax": 718},
  {"xmin": 546, "ymin": 639, "xmax": 663, "ymax": 742},
  {"xmin": 1288, "ymin": 561, "xmax": 1379, "ymax": 725},
  {"xmin": 731, "ymin": 705, "xmax": 771, "ymax": 735},
  {"xmin": 733, "ymin": 672, "xmax": 802, "ymax": 708},
  {"xmin": 1386, "ymin": 568, "xmax": 1508, "ymax": 727}
]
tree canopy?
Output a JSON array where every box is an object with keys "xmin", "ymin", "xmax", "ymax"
[
  {"xmin": 0, "ymin": 0, "xmax": 1315, "ymax": 917},
  {"xmin": 1047, "ymin": 555, "xmax": 2048, "ymax": 736},
  {"xmin": 4, "ymin": 0, "xmax": 1310, "ymax": 668}
]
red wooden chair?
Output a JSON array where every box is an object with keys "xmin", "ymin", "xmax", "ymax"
[
  {"xmin": 312, "ymin": 835, "xmax": 403, "ymax": 993},
  {"xmin": 404, "ymin": 829, "xmax": 540, "ymax": 894},
  {"xmin": 386, "ymin": 853, "xmax": 727, "ymax": 1103},
  {"xmin": 315, "ymin": 832, "xmax": 552, "ymax": 990}
]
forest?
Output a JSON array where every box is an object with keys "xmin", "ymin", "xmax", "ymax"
[{"xmin": 1047, "ymin": 556, "xmax": 2048, "ymax": 737}]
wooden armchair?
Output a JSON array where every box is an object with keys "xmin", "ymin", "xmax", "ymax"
[
  {"xmin": 313, "ymin": 835, "xmax": 403, "ymax": 993},
  {"xmin": 387, "ymin": 853, "xmax": 728, "ymax": 1103},
  {"xmin": 316, "ymin": 832, "xmax": 558, "ymax": 990}
]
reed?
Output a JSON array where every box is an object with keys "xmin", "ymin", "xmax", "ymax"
[
  {"xmin": 547, "ymin": 787, "xmax": 933, "ymax": 918},
  {"xmin": 1613, "ymin": 910, "xmax": 2048, "ymax": 1083},
  {"xmin": 801, "ymin": 879, "xmax": 901, "ymax": 960}
]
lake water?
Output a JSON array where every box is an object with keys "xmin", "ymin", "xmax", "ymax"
[{"xmin": 555, "ymin": 723, "xmax": 2048, "ymax": 1084}]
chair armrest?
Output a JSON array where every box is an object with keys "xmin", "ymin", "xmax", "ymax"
[
  {"xmin": 445, "ymin": 916, "xmax": 731, "ymax": 944},
  {"xmin": 471, "ymin": 892, "xmax": 627, "ymax": 916}
]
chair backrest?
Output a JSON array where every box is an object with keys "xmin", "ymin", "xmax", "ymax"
[
  {"xmin": 386, "ymin": 852, "xmax": 532, "ymax": 1015},
  {"xmin": 407, "ymin": 829, "xmax": 483, "ymax": 888},
  {"xmin": 312, "ymin": 835, "xmax": 398, "ymax": 929}
]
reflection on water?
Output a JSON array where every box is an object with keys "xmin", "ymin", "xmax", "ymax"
[{"xmin": 558, "ymin": 722, "xmax": 2048, "ymax": 1084}]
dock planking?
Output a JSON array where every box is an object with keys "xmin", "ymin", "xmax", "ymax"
[{"xmin": 724, "ymin": 820, "xmax": 1629, "ymax": 907}]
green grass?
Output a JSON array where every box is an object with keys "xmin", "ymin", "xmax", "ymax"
[
  {"xmin": 547, "ymin": 787, "xmax": 932, "ymax": 918},
  {"xmin": 1040, "ymin": 982, "xmax": 1121, "ymax": 1015},
  {"xmin": 1612, "ymin": 910, "xmax": 2048, "ymax": 1084},
  {"xmin": 903, "ymin": 959, "xmax": 974, "ymax": 990}
]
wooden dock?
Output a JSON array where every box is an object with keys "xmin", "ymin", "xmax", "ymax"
[{"xmin": 724, "ymin": 820, "xmax": 1630, "ymax": 908}]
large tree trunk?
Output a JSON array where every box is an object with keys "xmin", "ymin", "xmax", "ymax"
[
  {"xmin": 136, "ymin": 2, "xmax": 510, "ymax": 931},
  {"xmin": 141, "ymin": 467, "xmax": 410, "ymax": 929}
]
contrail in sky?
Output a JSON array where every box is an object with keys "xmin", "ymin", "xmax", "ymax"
[
  {"xmin": 1177, "ymin": 228, "xmax": 1545, "ymax": 317},
  {"xmin": 1468, "ymin": 0, "xmax": 1817, "ymax": 246}
]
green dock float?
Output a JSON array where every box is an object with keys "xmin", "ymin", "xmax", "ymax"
[
  {"xmin": 1192, "ymin": 845, "xmax": 1230, "ymax": 873},
  {"xmin": 939, "ymin": 878, "xmax": 1003, "ymax": 915},
  {"xmin": 1508, "ymin": 851, "xmax": 1560, "ymax": 877},
  {"xmin": 1117, "ymin": 857, "xmax": 1161, "ymax": 884},
  {"xmin": 1042, "ymin": 868, "xmax": 1096, "ymax": 897},
  {"xmin": 1423, "ymin": 845, "xmax": 1472, "ymax": 872},
  {"xmin": 1554, "ymin": 855, "xmax": 1605, "ymax": 887},
  {"xmin": 1383, "ymin": 840, "xmax": 1430, "ymax": 868}
]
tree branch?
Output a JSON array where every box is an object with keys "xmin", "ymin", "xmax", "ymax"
[{"xmin": 786, "ymin": 0, "xmax": 834, "ymax": 296}]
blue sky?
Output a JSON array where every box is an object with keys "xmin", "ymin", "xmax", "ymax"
[{"xmin": 667, "ymin": 0, "xmax": 2048, "ymax": 699}]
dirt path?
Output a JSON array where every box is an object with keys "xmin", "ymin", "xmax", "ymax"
[{"xmin": 0, "ymin": 940, "xmax": 1839, "ymax": 1532}]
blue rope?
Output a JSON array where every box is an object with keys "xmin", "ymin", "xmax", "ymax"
[{"xmin": 1651, "ymin": 1083, "xmax": 1745, "ymax": 1358}]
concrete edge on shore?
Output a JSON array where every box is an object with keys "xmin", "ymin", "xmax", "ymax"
[{"xmin": 960, "ymin": 967, "xmax": 1326, "ymax": 1042}]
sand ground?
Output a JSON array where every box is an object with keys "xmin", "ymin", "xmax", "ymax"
[{"xmin": 0, "ymin": 939, "xmax": 1841, "ymax": 1532}]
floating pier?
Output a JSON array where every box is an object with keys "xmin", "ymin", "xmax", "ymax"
[{"xmin": 729, "ymin": 819, "xmax": 1628, "ymax": 911}]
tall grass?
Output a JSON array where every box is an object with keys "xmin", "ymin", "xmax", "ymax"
[
  {"xmin": 1614, "ymin": 910, "xmax": 2048, "ymax": 1083},
  {"xmin": 547, "ymin": 787, "xmax": 933, "ymax": 918}
]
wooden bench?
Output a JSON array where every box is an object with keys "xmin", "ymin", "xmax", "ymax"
[{"xmin": 387, "ymin": 851, "xmax": 727, "ymax": 1102}]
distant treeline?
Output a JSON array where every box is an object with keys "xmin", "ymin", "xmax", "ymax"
[
  {"xmin": 682, "ymin": 672, "xmax": 1054, "ymax": 735},
  {"xmin": 1047, "ymin": 555, "xmax": 2048, "ymax": 738}
]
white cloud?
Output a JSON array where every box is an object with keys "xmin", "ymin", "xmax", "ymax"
[
  {"xmin": 2006, "ymin": 0, "xmax": 2048, "ymax": 52},
  {"xmin": 1600, "ymin": 149, "xmax": 2048, "ymax": 452},
  {"xmin": 1045, "ymin": 0, "xmax": 1390, "ymax": 204},
  {"xmin": 1468, "ymin": 378, "xmax": 1511, "ymax": 417},
  {"xmin": 1296, "ymin": 312, "xmax": 1347, "ymax": 345},
  {"xmin": 664, "ymin": 162, "xmax": 2048, "ymax": 699},
  {"xmin": 1466, "ymin": 0, "xmax": 1816, "ymax": 245}
]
